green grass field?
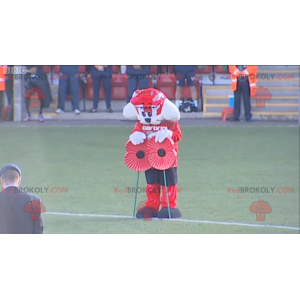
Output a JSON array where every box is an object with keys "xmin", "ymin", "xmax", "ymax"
[{"xmin": 0, "ymin": 124, "xmax": 299, "ymax": 233}]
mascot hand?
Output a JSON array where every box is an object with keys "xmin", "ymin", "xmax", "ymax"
[
  {"xmin": 148, "ymin": 129, "xmax": 173, "ymax": 143},
  {"xmin": 130, "ymin": 131, "xmax": 147, "ymax": 145}
]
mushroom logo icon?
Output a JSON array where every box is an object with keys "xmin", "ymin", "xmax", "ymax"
[
  {"xmin": 24, "ymin": 87, "xmax": 46, "ymax": 108},
  {"xmin": 250, "ymin": 200, "xmax": 272, "ymax": 221},
  {"xmin": 24, "ymin": 200, "xmax": 46, "ymax": 221},
  {"xmin": 251, "ymin": 87, "xmax": 272, "ymax": 108},
  {"xmin": 136, "ymin": 201, "xmax": 156, "ymax": 221}
]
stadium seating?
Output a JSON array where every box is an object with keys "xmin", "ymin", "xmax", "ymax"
[
  {"xmin": 46, "ymin": 66, "xmax": 201, "ymax": 102},
  {"xmin": 112, "ymin": 65, "xmax": 120, "ymax": 74},
  {"xmin": 86, "ymin": 74, "xmax": 154, "ymax": 100},
  {"xmin": 110, "ymin": 74, "xmax": 128, "ymax": 100},
  {"xmin": 215, "ymin": 65, "xmax": 229, "ymax": 74},
  {"xmin": 196, "ymin": 66, "xmax": 212, "ymax": 74},
  {"xmin": 53, "ymin": 65, "xmax": 60, "ymax": 73},
  {"xmin": 43, "ymin": 66, "xmax": 51, "ymax": 74},
  {"xmin": 156, "ymin": 74, "xmax": 201, "ymax": 100},
  {"xmin": 156, "ymin": 74, "xmax": 177, "ymax": 99},
  {"xmin": 150, "ymin": 65, "xmax": 158, "ymax": 74},
  {"xmin": 86, "ymin": 74, "xmax": 127, "ymax": 100},
  {"xmin": 86, "ymin": 75, "xmax": 93, "ymax": 100},
  {"xmin": 78, "ymin": 65, "xmax": 86, "ymax": 73}
]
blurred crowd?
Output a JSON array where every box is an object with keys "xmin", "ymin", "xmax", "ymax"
[{"xmin": 0, "ymin": 65, "xmax": 228, "ymax": 122}]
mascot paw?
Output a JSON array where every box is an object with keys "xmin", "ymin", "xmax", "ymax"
[
  {"xmin": 148, "ymin": 129, "xmax": 173, "ymax": 143},
  {"xmin": 136, "ymin": 206, "xmax": 158, "ymax": 219},
  {"xmin": 130, "ymin": 131, "xmax": 147, "ymax": 145},
  {"xmin": 157, "ymin": 207, "xmax": 182, "ymax": 219}
]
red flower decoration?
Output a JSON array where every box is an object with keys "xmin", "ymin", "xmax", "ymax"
[
  {"xmin": 124, "ymin": 140, "xmax": 152, "ymax": 171},
  {"xmin": 147, "ymin": 137, "xmax": 177, "ymax": 170}
]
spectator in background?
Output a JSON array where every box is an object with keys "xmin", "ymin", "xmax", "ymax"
[
  {"xmin": 3, "ymin": 66, "xmax": 14, "ymax": 121},
  {"xmin": 174, "ymin": 65, "xmax": 198, "ymax": 101},
  {"xmin": 56, "ymin": 65, "xmax": 81, "ymax": 114},
  {"xmin": 4, "ymin": 67, "xmax": 13, "ymax": 106},
  {"xmin": 23, "ymin": 66, "xmax": 53, "ymax": 122},
  {"xmin": 126, "ymin": 65, "xmax": 150, "ymax": 103},
  {"xmin": 0, "ymin": 66, "xmax": 5, "ymax": 121},
  {"xmin": 88, "ymin": 65, "xmax": 113, "ymax": 113},
  {"xmin": 228, "ymin": 65, "xmax": 258, "ymax": 122}
]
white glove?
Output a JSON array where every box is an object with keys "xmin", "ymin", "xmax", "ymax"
[
  {"xmin": 148, "ymin": 129, "xmax": 173, "ymax": 143},
  {"xmin": 129, "ymin": 131, "xmax": 147, "ymax": 145}
]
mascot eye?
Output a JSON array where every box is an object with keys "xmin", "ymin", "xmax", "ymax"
[
  {"xmin": 148, "ymin": 112, "xmax": 152, "ymax": 117},
  {"xmin": 36, "ymin": 93, "xmax": 39, "ymax": 96},
  {"xmin": 142, "ymin": 112, "xmax": 146, "ymax": 117}
]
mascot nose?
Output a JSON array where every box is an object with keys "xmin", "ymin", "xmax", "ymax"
[{"xmin": 145, "ymin": 118, "xmax": 151, "ymax": 123}]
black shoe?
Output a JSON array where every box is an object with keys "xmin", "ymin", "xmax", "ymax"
[
  {"xmin": 106, "ymin": 107, "xmax": 113, "ymax": 113},
  {"xmin": 228, "ymin": 117, "xmax": 239, "ymax": 122},
  {"xmin": 89, "ymin": 108, "xmax": 98, "ymax": 113},
  {"xmin": 246, "ymin": 118, "xmax": 253, "ymax": 122},
  {"xmin": 157, "ymin": 207, "xmax": 182, "ymax": 219}
]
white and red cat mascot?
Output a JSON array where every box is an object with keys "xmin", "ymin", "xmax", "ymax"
[{"xmin": 123, "ymin": 88, "xmax": 182, "ymax": 218}]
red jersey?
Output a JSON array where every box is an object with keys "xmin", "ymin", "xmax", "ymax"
[{"xmin": 132, "ymin": 121, "xmax": 182, "ymax": 167}]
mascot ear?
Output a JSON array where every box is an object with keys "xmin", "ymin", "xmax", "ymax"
[
  {"xmin": 123, "ymin": 102, "xmax": 138, "ymax": 120},
  {"xmin": 161, "ymin": 99, "xmax": 180, "ymax": 121}
]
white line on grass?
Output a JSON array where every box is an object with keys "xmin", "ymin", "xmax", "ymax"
[
  {"xmin": 44, "ymin": 211, "xmax": 300, "ymax": 231},
  {"xmin": 5, "ymin": 125, "xmax": 299, "ymax": 128}
]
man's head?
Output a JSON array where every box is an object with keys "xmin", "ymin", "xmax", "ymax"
[{"xmin": 0, "ymin": 164, "xmax": 22, "ymax": 190}]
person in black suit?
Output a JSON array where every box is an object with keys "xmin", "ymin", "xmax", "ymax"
[{"xmin": 0, "ymin": 164, "xmax": 44, "ymax": 234}]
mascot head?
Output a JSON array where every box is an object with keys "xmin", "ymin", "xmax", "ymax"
[{"xmin": 123, "ymin": 88, "xmax": 180, "ymax": 125}]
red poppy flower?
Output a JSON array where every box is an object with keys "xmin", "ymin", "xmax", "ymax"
[
  {"xmin": 147, "ymin": 137, "xmax": 177, "ymax": 170},
  {"xmin": 124, "ymin": 140, "xmax": 152, "ymax": 171}
]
